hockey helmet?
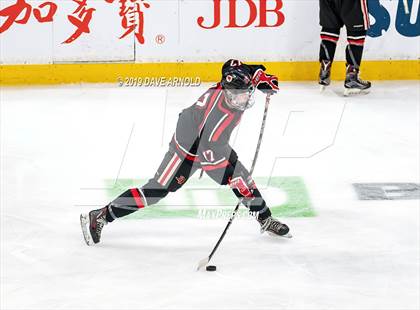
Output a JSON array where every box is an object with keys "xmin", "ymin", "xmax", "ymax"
[{"xmin": 221, "ymin": 64, "xmax": 255, "ymax": 111}]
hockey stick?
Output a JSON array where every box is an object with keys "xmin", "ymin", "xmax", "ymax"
[{"xmin": 197, "ymin": 94, "xmax": 272, "ymax": 270}]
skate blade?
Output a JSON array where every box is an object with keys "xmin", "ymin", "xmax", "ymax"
[
  {"xmin": 319, "ymin": 85, "xmax": 327, "ymax": 92},
  {"xmin": 343, "ymin": 88, "xmax": 370, "ymax": 97},
  {"xmin": 281, "ymin": 232, "xmax": 293, "ymax": 239},
  {"xmin": 267, "ymin": 231, "xmax": 293, "ymax": 239},
  {"xmin": 80, "ymin": 214, "xmax": 94, "ymax": 246}
]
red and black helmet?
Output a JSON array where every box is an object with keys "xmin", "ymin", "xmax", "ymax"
[
  {"xmin": 221, "ymin": 60, "xmax": 253, "ymax": 90},
  {"xmin": 221, "ymin": 60, "xmax": 255, "ymax": 111}
]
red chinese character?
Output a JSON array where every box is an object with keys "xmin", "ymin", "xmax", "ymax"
[
  {"xmin": 106, "ymin": 0, "xmax": 150, "ymax": 44},
  {"xmin": 0, "ymin": 0, "xmax": 57, "ymax": 34},
  {"xmin": 63, "ymin": 0, "xmax": 96, "ymax": 44},
  {"xmin": 33, "ymin": 2, "xmax": 57, "ymax": 22}
]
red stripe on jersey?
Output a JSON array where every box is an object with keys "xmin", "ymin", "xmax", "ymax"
[
  {"xmin": 198, "ymin": 86, "xmax": 222, "ymax": 132},
  {"xmin": 321, "ymin": 35, "xmax": 339, "ymax": 43},
  {"xmin": 172, "ymin": 137, "xmax": 200, "ymax": 162},
  {"xmin": 131, "ymin": 188, "xmax": 145, "ymax": 209},
  {"xmin": 211, "ymin": 97, "xmax": 235, "ymax": 142},
  {"xmin": 201, "ymin": 160, "xmax": 230, "ymax": 171},
  {"xmin": 159, "ymin": 154, "xmax": 181, "ymax": 186}
]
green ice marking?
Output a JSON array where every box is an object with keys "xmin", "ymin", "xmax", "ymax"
[{"xmin": 104, "ymin": 177, "xmax": 315, "ymax": 219}]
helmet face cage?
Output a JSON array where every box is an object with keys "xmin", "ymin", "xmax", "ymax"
[
  {"xmin": 221, "ymin": 67, "xmax": 255, "ymax": 111},
  {"xmin": 224, "ymin": 85, "xmax": 255, "ymax": 111}
]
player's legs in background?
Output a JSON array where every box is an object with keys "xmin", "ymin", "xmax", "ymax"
[
  {"xmin": 344, "ymin": 28, "xmax": 371, "ymax": 93},
  {"xmin": 342, "ymin": 0, "xmax": 371, "ymax": 94},
  {"xmin": 203, "ymin": 155, "xmax": 290, "ymax": 237},
  {"xmin": 80, "ymin": 149, "xmax": 199, "ymax": 245},
  {"xmin": 318, "ymin": 0, "xmax": 343, "ymax": 87},
  {"xmin": 319, "ymin": 27, "xmax": 340, "ymax": 86}
]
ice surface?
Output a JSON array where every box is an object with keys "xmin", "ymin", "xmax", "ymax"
[{"xmin": 1, "ymin": 82, "xmax": 419, "ymax": 310}]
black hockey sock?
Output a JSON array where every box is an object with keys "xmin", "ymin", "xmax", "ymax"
[
  {"xmin": 140, "ymin": 178, "xmax": 171, "ymax": 205},
  {"xmin": 105, "ymin": 188, "xmax": 146, "ymax": 222},
  {"xmin": 105, "ymin": 177, "xmax": 174, "ymax": 222},
  {"xmin": 346, "ymin": 30, "xmax": 367, "ymax": 68},
  {"xmin": 319, "ymin": 28, "xmax": 340, "ymax": 62}
]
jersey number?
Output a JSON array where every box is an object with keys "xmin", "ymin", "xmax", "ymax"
[
  {"xmin": 230, "ymin": 60, "xmax": 242, "ymax": 67},
  {"xmin": 203, "ymin": 150, "xmax": 215, "ymax": 162},
  {"xmin": 196, "ymin": 92, "xmax": 210, "ymax": 108}
]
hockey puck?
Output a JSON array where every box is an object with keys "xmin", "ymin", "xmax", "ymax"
[{"xmin": 206, "ymin": 265, "xmax": 217, "ymax": 271}]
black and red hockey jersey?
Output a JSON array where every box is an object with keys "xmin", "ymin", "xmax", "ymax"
[
  {"xmin": 171, "ymin": 82, "xmax": 241, "ymax": 171},
  {"xmin": 169, "ymin": 59, "xmax": 276, "ymax": 172}
]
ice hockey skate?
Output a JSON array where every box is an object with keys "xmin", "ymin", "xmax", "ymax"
[
  {"xmin": 80, "ymin": 207, "xmax": 108, "ymax": 246},
  {"xmin": 259, "ymin": 216, "xmax": 292, "ymax": 238},
  {"xmin": 344, "ymin": 65, "xmax": 371, "ymax": 96},
  {"xmin": 319, "ymin": 60, "xmax": 332, "ymax": 91}
]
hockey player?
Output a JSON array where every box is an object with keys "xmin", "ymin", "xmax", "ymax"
[
  {"xmin": 80, "ymin": 59, "xmax": 291, "ymax": 246},
  {"xmin": 318, "ymin": 0, "xmax": 371, "ymax": 95}
]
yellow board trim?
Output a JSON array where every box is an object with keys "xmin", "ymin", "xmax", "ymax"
[{"xmin": 1, "ymin": 60, "xmax": 419, "ymax": 86}]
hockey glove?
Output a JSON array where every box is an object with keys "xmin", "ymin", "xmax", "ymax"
[
  {"xmin": 228, "ymin": 175, "xmax": 255, "ymax": 198},
  {"xmin": 252, "ymin": 69, "xmax": 279, "ymax": 95}
]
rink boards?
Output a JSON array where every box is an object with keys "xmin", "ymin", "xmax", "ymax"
[{"xmin": 1, "ymin": 0, "xmax": 419, "ymax": 84}]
